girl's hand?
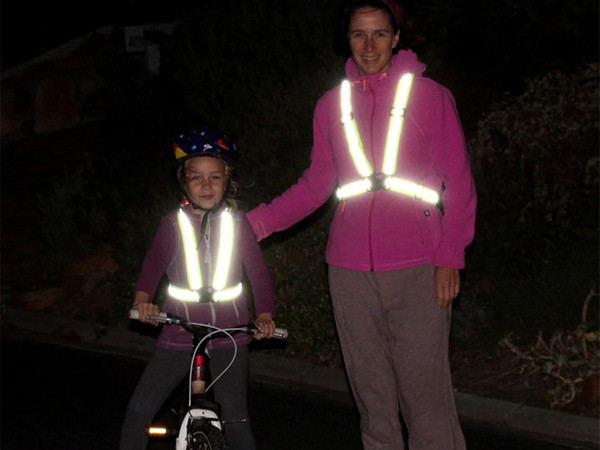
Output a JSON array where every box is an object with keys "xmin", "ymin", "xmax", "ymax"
[
  {"xmin": 253, "ymin": 313, "xmax": 275, "ymax": 340},
  {"xmin": 133, "ymin": 301, "xmax": 161, "ymax": 327}
]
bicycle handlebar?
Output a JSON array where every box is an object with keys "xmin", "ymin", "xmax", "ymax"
[{"xmin": 129, "ymin": 309, "xmax": 288, "ymax": 339}]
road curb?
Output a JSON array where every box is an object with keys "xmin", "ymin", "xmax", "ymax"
[{"xmin": 2, "ymin": 307, "xmax": 598, "ymax": 448}]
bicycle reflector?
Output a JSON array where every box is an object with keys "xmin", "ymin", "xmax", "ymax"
[{"xmin": 147, "ymin": 426, "xmax": 176, "ymax": 437}]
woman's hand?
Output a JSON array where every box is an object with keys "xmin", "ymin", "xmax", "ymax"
[
  {"xmin": 434, "ymin": 266, "xmax": 460, "ymax": 309},
  {"xmin": 253, "ymin": 313, "xmax": 275, "ymax": 340}
]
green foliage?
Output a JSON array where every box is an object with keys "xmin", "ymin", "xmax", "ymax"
[
  {"xmin": 37, "ymin": 161, "xmax": 99, "ymax": 268},
  {"xmin": 454, "ymin": 236, "xmax": 600, "ymax": 347},
  {"xmin": 501, "ymin": 288, "xmax": 599, "ymax": 408},
  {"xmin": 260, "ymin": 202, "xmax": 342, "ymax": 365},
  {"xmin": 160, "ymin": 0, "xmax": 346, "ymax": 206},
  {"xmin": 469, "ymin": 64, "xmax": 598, "ymax": 275},
  {"xmin": 453, "ymin": 63, "xmax": 599, "ymax": 345},
  {"xmin": 37, "ymin": 151, "xmax": 180, "ymax": 324},
  {"xmin": 409, "ymin": 0, "xmax": 599, "ymax": 126}
]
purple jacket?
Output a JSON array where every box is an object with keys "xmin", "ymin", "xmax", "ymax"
[
  {"xmin": 247, "ymin": 51, "xmax": 476, "ymax": 271},
  {"xmin": 136, "ymin": 205, "xmax": 276, "ymax": 350}
]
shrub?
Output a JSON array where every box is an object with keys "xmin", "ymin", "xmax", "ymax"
[
  {"xmin": 500, "ymin": 288, "xmax": 599, "ymax": 408},
  {"xmin": 456, "ymin": 63, "xmax": 599, "ymax": 343},
  {"xmin": 160, "ymin": 0, "xmax": 346, "ymax": 207},
  {"xmin": 258, "ymin": 201, "xmax": 341, "ymax": 365},
  {"xmin": 37, "ymin": 153, "xmax": 180, "ymax": 325}
]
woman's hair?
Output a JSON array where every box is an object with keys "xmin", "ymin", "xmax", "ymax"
[{"xmin": 339, "ymin": 0, "xmax": 423, "ymax": 53}]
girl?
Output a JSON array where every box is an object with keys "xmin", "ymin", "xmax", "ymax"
[
  {"xmin": 247, "ymin": 1, "xmax": 476, "ymax": 449},
  {"xmin": 119, "ymin": 126, "xmax": 276, "ymax": 450}
]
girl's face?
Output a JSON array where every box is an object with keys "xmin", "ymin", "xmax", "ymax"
[
  {"xmin": 348, "ymin": 7, "xmax": 399, "ymax": 76},
  {"xmin": 184, "ymin": 156, "xmax": 228, "ymax": 212}
]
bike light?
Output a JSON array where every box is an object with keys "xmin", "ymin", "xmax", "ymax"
[{"xmin": 147, "ymin": 426, "xmax": 176, "ymax": 437}]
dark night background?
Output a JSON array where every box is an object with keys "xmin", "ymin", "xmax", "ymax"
[
  {"xmin": 1, "ymin": 0, "xmax": 599, "ymax": 415},
  {"xmin": 2, "ymin": 2, "xmax": 193, "ymax": 70}
]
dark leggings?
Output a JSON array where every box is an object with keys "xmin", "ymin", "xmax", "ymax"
[{"xmin": 119, "ymin": 345, "xmax": 255, "ymax": 450}]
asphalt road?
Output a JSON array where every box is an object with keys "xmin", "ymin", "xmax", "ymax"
[{"xmin": 1, "ymin": 338, "xmax": 591, "ymax": 450}]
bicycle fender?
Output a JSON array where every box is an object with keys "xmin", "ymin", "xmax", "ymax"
[{"xmin": 176, "ymin": 409, "xmax": 222, "ymax": 450}]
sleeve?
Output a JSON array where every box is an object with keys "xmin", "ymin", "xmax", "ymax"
[
  {"xmin": 239, "ymin": 213, "xmax": 276, "ymax": 317},
  {"xmin": 134, "ymin": 216, "xmax": 177, "ymax": 299},
  {"xmin": 246, "ymin": 97, "xmax": 338, "ymax": 241},
  {"xmin": 430, "ymin": 86, "xmax": 477, "ymax": 269}
]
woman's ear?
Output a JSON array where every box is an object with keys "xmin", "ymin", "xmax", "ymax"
[{"xmin": 392, "ymin": 30, "xmax": 400, "ymax": 49}]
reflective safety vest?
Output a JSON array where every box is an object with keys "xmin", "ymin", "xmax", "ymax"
[
  {"xmin": 336, "ymin": 73, "xmax": 440, "ymax": 205},
  {"xmin": 167, "ymin": 208, "xmax": 242, "ymax": 303}
]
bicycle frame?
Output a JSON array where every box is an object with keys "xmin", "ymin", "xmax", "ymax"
[{"xmin": 130, "ymin": 310, "xmax": 287, "ymax": 450}]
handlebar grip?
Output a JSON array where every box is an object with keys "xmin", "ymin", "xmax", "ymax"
[
  {"xmin": 129, "ymin": 309, "xmax": 168, "ymax": 320},
  {"xmin": 273, "ymin": 328, "xmax": 288, "ymax": 339}
]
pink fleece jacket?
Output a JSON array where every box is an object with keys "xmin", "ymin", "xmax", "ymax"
[{"xmin": 247, "ymin": 51, "xmax": 476, "ymax": 271}]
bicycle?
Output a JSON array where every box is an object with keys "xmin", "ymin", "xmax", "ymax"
[{"xmin": 129, "ymin": 309, "xmax": 288, "ymax": 450}]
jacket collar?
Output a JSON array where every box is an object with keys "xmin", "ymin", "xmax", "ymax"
[{"xmin": 344, "ymin": 50, "xmax": 427, "ymax": 87}]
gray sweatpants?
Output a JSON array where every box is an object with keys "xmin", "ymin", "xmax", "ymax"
[
  {"xmin": 119, "ymin": 345, "xmax": 255, "ymax": 450},
  {"xmin": 328, "ymin": 264, "xmax": 466, "ymax": 450}
]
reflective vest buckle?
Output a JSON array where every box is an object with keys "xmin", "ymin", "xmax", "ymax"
[
  {"xmin": 341, "ymin": 111, "xmax": 354, "ymax": 125},
  {"xmin": 369, "ymin": 174, "xmax": 387, "ymax": 192},
  {"xmin": 389, "ymin": 106, "xmax": 407, "ymax": 118},
  {"xmin": 199, "ymin": 287, "xmax": 213, "ymax": 304}
]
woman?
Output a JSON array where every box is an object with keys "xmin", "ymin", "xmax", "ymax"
[{"xmin": 247, "ymin": 1, "xmax": 476, "ymax": 449}]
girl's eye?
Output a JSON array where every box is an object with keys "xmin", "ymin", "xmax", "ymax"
[{"xmin": 211, "ymin": 175, "xmax": 222, "ymax": 181}]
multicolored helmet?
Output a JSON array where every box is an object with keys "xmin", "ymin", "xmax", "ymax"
[{"xmin": 173, "ymin": 126, "xmax": 238, "ymax": 164}]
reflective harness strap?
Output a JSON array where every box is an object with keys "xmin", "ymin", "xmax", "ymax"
[
  {"xmin": 336, "ymin": 74, "xmax": 439, "ymax": 205},
  {"xmin": 168, "ymin": 209, "xmax": 242, "ymax": 302},
  {"xmin": 382, "ymin": 73, "xmax": 414, "ymax": 176},
  {"xmin": 340, "ymin": 80, "xmax": 373, "ymax": 178}
]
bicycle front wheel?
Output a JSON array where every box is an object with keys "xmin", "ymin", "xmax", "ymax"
[{"xmin": 188, "ymin": 422, "xmax": 228, "ymax": 450}]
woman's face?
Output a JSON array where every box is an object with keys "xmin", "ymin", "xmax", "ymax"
[
  {"xmin": 184, "ymin": 156, "xmax": 228, "ymax": 212},
  {"xmin": 348, "ymin": 7, "xmax": 400, "ymax": 76}
]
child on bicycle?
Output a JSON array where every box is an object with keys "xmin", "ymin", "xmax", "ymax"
[{"xmin": 119, "ymin": 126, "xmax": 277, "ymax": 450}]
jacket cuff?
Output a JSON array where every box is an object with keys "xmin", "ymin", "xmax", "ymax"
[
  {"xmin": 246, "ymin": 207, "xmax": 270, "ymax": 242},
  {"xmin": 433, "ymin": 245, "xmax": 465, "ymax": 269}
]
